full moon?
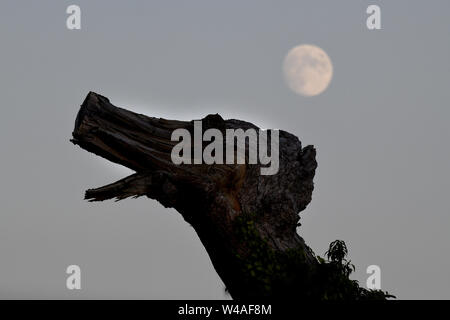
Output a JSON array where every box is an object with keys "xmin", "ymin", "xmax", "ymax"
[{"xmin": 283, "ymin": 44, "xmax": 333, "ymax": 97}]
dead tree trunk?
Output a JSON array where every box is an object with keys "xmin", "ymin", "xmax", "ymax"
[{"xmin": 71, "ymin": 92, "xmax": 321, "ymax": 298}]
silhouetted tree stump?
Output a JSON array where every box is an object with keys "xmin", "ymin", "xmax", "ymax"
[{"xmin": 71, "ymin": 92, "xmax": 391, "ymax": 299}]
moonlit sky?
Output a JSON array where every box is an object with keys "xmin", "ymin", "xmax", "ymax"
[{"xmin": 0, "ymin": 0, "xmax": 449, "ymax": 299}]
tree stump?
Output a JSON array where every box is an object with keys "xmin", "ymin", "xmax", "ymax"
[{"xmin": 71, "ymin": 92, "xmax": 389, "ymax": 299}]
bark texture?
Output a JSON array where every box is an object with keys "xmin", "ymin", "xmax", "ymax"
[{"xmin": 71, "ymin": 92, "xmax": 319, "ymax": 298}]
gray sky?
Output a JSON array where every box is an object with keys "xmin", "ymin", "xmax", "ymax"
[{"xmin": 0, "ymin": 0, "xmax": 449, "ymax": 299}]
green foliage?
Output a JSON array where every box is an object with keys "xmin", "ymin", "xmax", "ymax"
[
  {"xmin": 315, "ymin": 240, "xmax": 395, "ymax": 300},
  {"xmin": 233, "ymin": 213, "xmax": 281, "ymax": 294},
  {"xmin": 232, "ymin": 213, "xmax": 395, "ymax": 300},
  {"xmin": 326, "ymin": 240, "xmax": 348, "ymax": 264}
]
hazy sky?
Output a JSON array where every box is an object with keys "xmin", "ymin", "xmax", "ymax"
[{"xmin": 0, "ymin": 0, "xmax": 449, "ymax": 299}]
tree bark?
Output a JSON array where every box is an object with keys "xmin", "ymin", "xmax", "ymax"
[{"xmin": 71, "ymin": 92, "xmax": 320, "ymax": 298}]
